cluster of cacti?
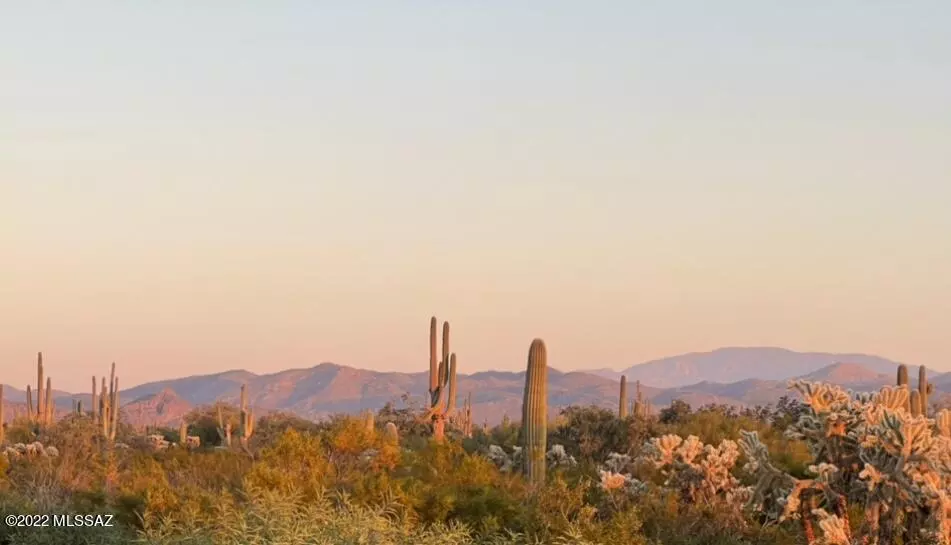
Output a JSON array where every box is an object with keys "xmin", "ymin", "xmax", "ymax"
[
  {"xmin": 598, "ymin": 452, "xmax": 648, "ymax": 496},
  {"xmin": 422, "ymin": 317, "xmax": 458, "ymax": 442},
  {"xmin": 2, "ymin": 441, "xmax": 59, "ymax": 459},
  {"xmin": 631, "ymin": 380, "xmax": 651, "ymax": 417},
  {"xmin": 545, "ymin": 444, "xmax": 577, "ymax": 469},
  {"xmin": 636, "ymin": 434, "xmax": 748, "ymax": 507},
  {"xmin": 239, "ymin": 384, "xmax": 255, "ymax": 450},
  {"xmin": 26, "ymin": 352, "xmax": 55, "ymax": 426},
  {"xmin": 453, "ymin": 391, "xmax": 473, "ymax": 437},
  {"xmin": 770, "ymin": 380, "xmax": 951, "ymax": 545},
  {"xmin": 521, "ymin": 338, "xmax": 547, "ymax": 485},
  {"xmin": 486, "ymin": 444, "xmax": 523, "ymax": 473},
  {"xmin": 93, "ymin": 362, "xmax": 120, "ymax": 441},
  {"xmin": 897, "ymin": 363, "xmax": 933, "ymax": 416},
  {"xmin": 146, "ymin": 434, "xmax": 170, "ymax": 451}
]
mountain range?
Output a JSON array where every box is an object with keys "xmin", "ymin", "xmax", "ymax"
[{"xmin": 1, "ymin": 347, "xmax": 943, "ymax": 428}]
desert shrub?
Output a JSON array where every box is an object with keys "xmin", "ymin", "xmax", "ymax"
[{"xmin": 549, "ymin": 406, "xmax": 630, "ymax": 465}]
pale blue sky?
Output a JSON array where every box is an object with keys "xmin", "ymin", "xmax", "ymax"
[{"xmin": 2, "ymin": 2, "xmax": 950, "ymax": 392}]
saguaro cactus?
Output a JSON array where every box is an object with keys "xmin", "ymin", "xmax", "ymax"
[
  {"xmin": 27, "ymin": 353, "xmax": 54, "ymax": 426},
  {"xmin": 521, "ymin": 338, "xmax": 548, "ymax": 485},
  {"xmin": 919, "ymin": 365, "xmax": 933, "ymax": 417},
  {"xmin": 26, "ymin": 385, "xmax": 33, "ymax": 421},
  {"xmin": 632, "ymin": 380, "xmax": 649, "ymax": 418},
  {"xmin": 44, "ymin": 377, "xmax": 53, "ymax": 425},
  {"xmin": 619, "ymin": 376, "xmax": 628, "ymax": 418},
  {"xmin": 897, "ymin": 364, "xmax": 933, "ymax": 416},
  {"xmin": 239, "ymin": 384, "xmax": 255, "ymax": 450},
  {"xmin": 423, "ymin": 317, "xmax": 457, "ymax": 442},
  {"xmin": 36, "ymin": 352, "xmax": 44, "ymax": 425},
  {"xmin": 179, "ymin": 420, "xmax": 187, "ymax": 446},
  {"xmin": 217, "ymin": 405, "xmax": 232, "ymax": 447},
  {"xmin": 97, "ymin": 363, "xmax": 120, "ymax": 441},
  {"xmin": 0, "ymin": 384, "xmax": 5, "ymax": 445},
  {"xmin": 91, "ymin": 377, "xmax": 98, "ymax": 423}
]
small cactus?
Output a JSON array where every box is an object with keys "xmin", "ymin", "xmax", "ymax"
[
  {"xmin": 521, "ymin": 338, "xmax": 548, "ymax": 485},
  {"xmin": 384, "ymin": 421, "xmax": 399, "ymax": 443}
]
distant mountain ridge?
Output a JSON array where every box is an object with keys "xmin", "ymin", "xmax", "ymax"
[
  {"xmin": 589, "ymin": 347, "xmax": 906, "ymax": 388},
  {"xmin": 2, "ymin": 347, "xmax": 942, "ymax": 428}
]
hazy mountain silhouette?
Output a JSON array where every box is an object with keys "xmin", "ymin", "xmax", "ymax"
[
  {"xmin": 591, "ymin": 347, "xmax": 906, "ymax": 388},
  {"xmin": 2, "ymin": 348, "xmax": 942, "ymax": 427}
]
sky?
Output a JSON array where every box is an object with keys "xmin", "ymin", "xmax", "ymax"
[{"xmin": 2, "ymin": 2, "xmax": 950, "ymax": 393}]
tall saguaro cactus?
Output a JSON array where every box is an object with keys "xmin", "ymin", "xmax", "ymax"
[
  {"xmin": 424, "ymin": 317, "xmax": 457, "ymax": 442},
  {"xmin": 27, "ymin": 352, "xmax": 54, "ymax": 426},
  {"xmin": 619, "ymin": 376, "xmax": 628, "ymax": 418},
  {"xmin": 521, "ymin": 338, "xmax": 548, "ymax": 485},
  {"xmin": 239, "ymin": 384, "xmax": 255, "ymax": 450},
  {"xmin": 919, "ymin": 365, "xmax": 932, "ymax": 417},
  {"xmin": 217, "ymin": 405, "xmax": 232, "ymax": 447},
  {"xmin": 97, "ymin": 363, "xmax": 120, "ymax": 441},
  {"xmin": 91, "ymin": 377, "xmax": 98, "ymax": 423},
  {"xmin": 37, "ymin": 352, "xmax": 45, "ymax": 425}
]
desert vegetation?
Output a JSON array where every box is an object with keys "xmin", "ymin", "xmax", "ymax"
[{"xmin": 1, "ymin": 320, "xmax": 949, "ymax": 544}]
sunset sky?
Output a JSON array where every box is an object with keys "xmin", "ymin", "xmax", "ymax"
[{"xmin": 3, "ymin": 2, "xmax": 950, "ymax": 392}]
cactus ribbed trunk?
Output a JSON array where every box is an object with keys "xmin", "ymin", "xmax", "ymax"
[
  {"xmin": 36, "ymin": 352, "xmax": 44, "ymax": 425},
  {"xmin": 618, "ymin": 376, "xmax": 628, "ymax": 418},
  {"xmin": 217, "ymin": 405, "xmax": 232, "ymax": 447},
  {"xmin": 110, "ymin": 376, "xmax": 119, "ymax": 441},
  {"xmin": 26, "ymin": 385, "xmax": 34, "ymax": 421},
  {"xmin": 0, "ymin": 384, "xmax": 5, "ymax": 445},
  {"xmin": 521, "ymin": 338, "xmax": 548, "ymax": 485},
  {"xmin": 897, "ymin": 364, "xmax": 911, "ymax": 412},
  {"xmin": 240, "ymin": 383, "xmax": 254, "ymax": 450},
  {"xmin": 45, "ymin": 377, "xmax": 53, "ymax": 425},
  {"xmin": 91, "ymin": 377, "xmax": 98, "ymax": 423},
  {"xmin": 919, "ymin": 365, "xmax": 931, "ymax": 417}
]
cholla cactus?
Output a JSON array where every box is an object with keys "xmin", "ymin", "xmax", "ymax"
[
  {"xmin": 546, "ymin": 444, "xmax": 578, "ymax": 469},
  {"xmin": 146, "ymin": 434, "xmax": 170, "ymax": 451},
  {"xmin": 486, "ymin": 445, "xmax": 523, "ymax": 473},
  {"xmin": 637, "ymin": 434, "xmax": 749, "ymax": 507},
  {"xmin": 779, "ymin": 379, "xmax": 951, "ymax": 545},
  {"xmin": 598, "ymin": 452, "xmax": 647, "ymax": 497},
  {"xmin": 2, "ymin": 441, "xmax": 59, "ymax": 460}
]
